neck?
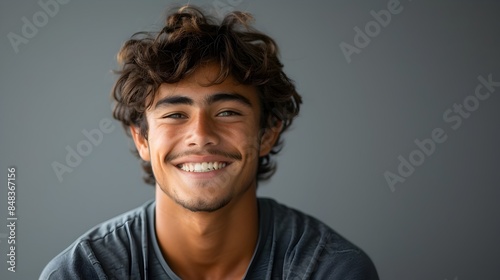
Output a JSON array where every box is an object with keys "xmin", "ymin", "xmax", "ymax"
[{"xmin": 154, "ymin": 186, "xmax": 259, "ymax": 279}]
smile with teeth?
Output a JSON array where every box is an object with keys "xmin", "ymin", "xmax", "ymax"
[{"xmin": 178, "ymin": 162, "xmax": 228, "ymax": 173}]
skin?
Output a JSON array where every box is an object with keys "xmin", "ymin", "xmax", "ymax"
[{"xmin": 130, "ymin": 64, "xmax": 281, "ymax": 279}]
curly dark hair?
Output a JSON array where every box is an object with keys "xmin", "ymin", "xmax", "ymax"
[{"xmin": 111, "ymin": 5, "xmax": 302, "ymax": 185}]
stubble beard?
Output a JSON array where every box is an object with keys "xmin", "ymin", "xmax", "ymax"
[
  {"xmin": 160, "ymin": 180, "xmax": 235, "ymax": 213},
  {"xmin": 159, "ymin": 140, "xmax": 261, "ymax": 213}
]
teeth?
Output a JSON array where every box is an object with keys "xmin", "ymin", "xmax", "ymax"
[
  {"xmin": 179, "ymin": 162, "xmax": 227, "ymax": 172},
  {"xmin": 194, "ymin": 163, "xmax": 202, "ymax": 172}
]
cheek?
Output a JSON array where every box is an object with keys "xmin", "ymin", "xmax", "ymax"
[
  {"xmin": 148, "ymin": 126, "xmax": 178, "ymax": 159},
  {"xmin": 227, "ymin": 130, "xmax": 261, "ymax": 163}
]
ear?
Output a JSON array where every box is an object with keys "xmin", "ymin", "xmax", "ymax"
[
  {"xmin": 259, "ymin": 121, "xmax": 282, "ymax": 157},
  {"xmin": 130, "ymin": 126, "xmax": 151, "ymax": 161}
]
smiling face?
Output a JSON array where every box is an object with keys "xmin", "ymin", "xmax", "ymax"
[{"xmin": 130, "ymin": 65, "xmax": 280, "ymax": 212}]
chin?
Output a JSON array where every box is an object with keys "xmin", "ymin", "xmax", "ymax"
[{"xmin": 175, "ymin": 196, "xmax": 232, "ymax": 213}]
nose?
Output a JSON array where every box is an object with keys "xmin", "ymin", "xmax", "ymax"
[{"xmin": 185, "ymin": 111, "xmax": 220, "ymax": 148}]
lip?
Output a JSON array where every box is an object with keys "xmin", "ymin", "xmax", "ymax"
[
  {"xmin": 173, "ymin": 162, "xmax": 233, "ymax": 181},
  {"xmin": 171, "ymin": 155, "xmax": 235, "ymax": 166},
  {"xmin": 171, "ymin": 155, "xmax": 234, "ymax": 179}
]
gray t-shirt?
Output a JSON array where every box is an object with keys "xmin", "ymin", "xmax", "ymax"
[{"xmin": 40, "ymin": 198, "xmax": 378, "ymax": 279}]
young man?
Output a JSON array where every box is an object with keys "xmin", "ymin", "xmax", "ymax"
[{"xmin": 40, "ymin": 6, "xmax": 378, "ymax": 279}]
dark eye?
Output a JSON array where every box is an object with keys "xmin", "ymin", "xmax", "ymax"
[
  {"xmin": 217, "ymin": 111, "xmax": 239, "ymax": 117},
  {"xmin": 163, "ymin": 113, "xmax": 186, "ymax": 119}
]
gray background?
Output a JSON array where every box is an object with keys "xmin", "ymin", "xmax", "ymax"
[{"xmin": 1, "ymin": 0, "xmax": 499, "ymax": 279}]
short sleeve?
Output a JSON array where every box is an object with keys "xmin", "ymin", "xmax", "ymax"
[
  {"xmin": 39, "ymin": 241, "xmax": 107, "ymax": 280},
  {"xmin": 310, "ymin": 237, "xmax": 379, "ymax": 280}
]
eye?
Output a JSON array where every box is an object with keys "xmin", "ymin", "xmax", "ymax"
[
  {"xmin": 217, "ymin": 110, "xmax": 240, "ymax": 117},
  {"xmin": 163, "ymin": 113, "xmax": 186, "ymax": 119}
]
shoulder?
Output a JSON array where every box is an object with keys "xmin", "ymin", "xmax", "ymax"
[
  {"xmin": 39, "ymin": 239, "xmax": 106, "ymax": 279},
  {"xmin": 39, "ymin": 200, "xmax": 153, "ymax": 279},
  {"xmin": 258, "ymin": 198, "xmax": 379, "ymax": 279}
]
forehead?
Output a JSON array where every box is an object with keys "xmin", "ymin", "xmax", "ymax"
[{"xmin": 151, "ymin": 64, "xmax": 260, "ymax": 107}]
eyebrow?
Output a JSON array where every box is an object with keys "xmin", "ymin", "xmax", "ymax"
[
  {"xmin": 154, "ymin": 96, "xmax": 193, "ymax": 109},
  {"xmin": 205, "ymin": 92, "xmax": 252, "ymax": 107},
  {"xmin": 154, "ymin": 92, "xmax": 253, "ymax": 109}
]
